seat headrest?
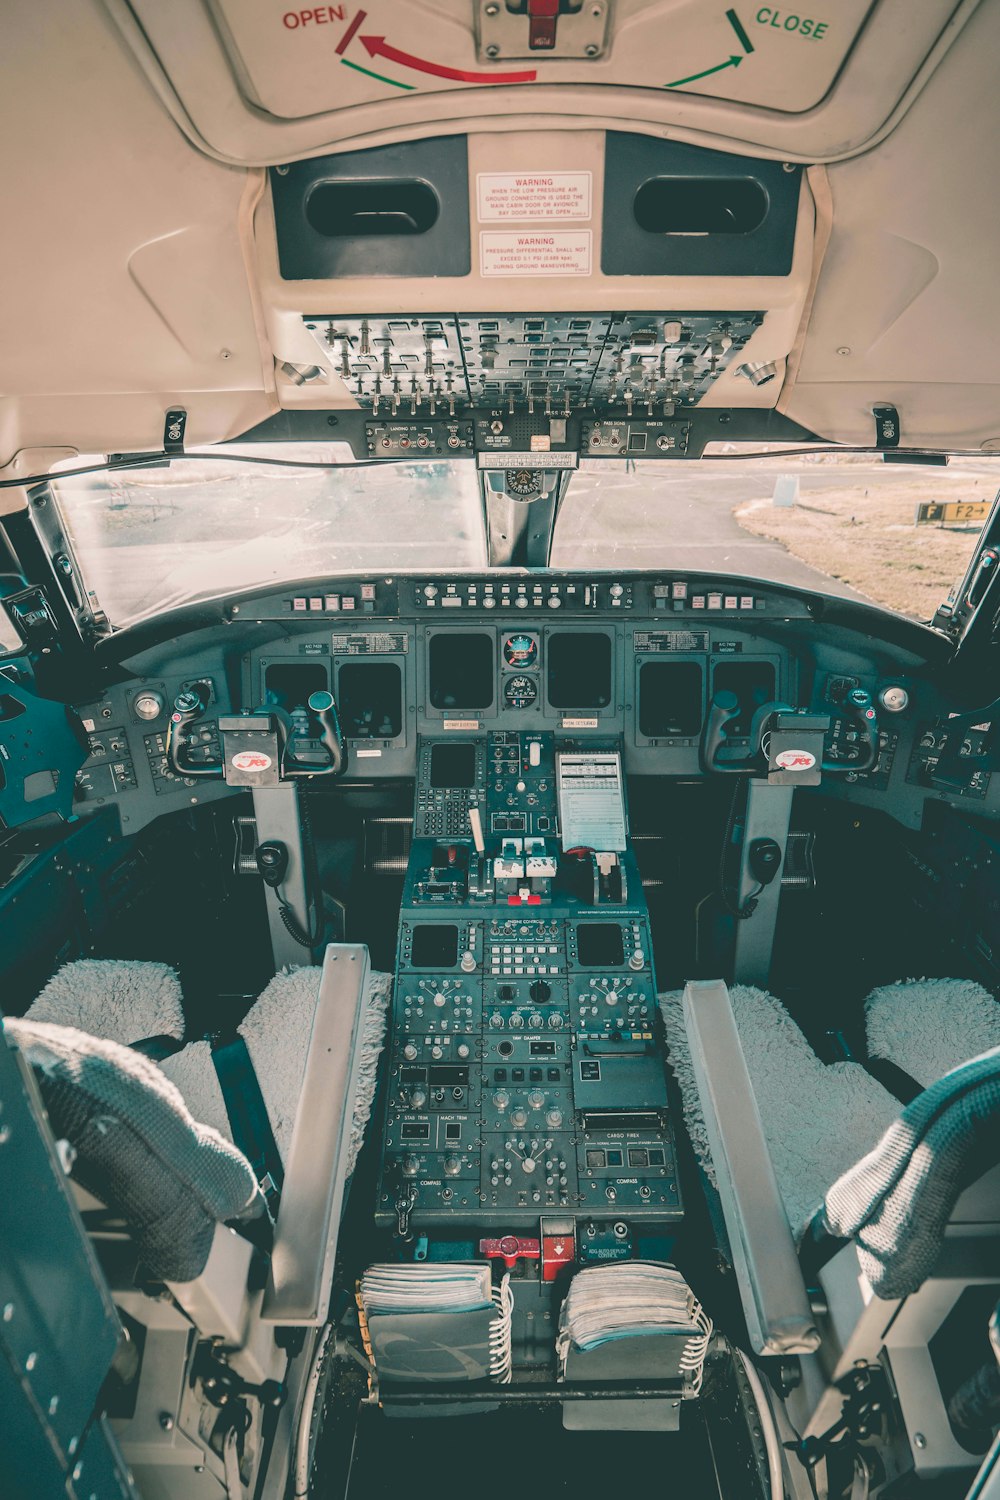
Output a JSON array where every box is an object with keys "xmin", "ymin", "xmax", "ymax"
[
  {"xmin": 27, "ymin": 959, "xmax": 185, "ymax": 1047},
  {"xmin": 5, "ymin": 1018, "xmax": 263, "ymax": 1284}
]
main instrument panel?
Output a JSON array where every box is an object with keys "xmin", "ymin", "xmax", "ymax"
[{"xmin": 60, "ymin": 571, "xmax": 996, "ymax": 839}]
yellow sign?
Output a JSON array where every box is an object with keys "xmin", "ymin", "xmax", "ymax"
[{"xmin": 915, "ymin": 500, "xmax": 991, "ymax": 526}]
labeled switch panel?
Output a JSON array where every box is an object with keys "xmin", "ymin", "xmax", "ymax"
[
  {"xmin": 304, "ymin": 313, "xmax": 762, "ymax": 414},
  {"xmin": 74, "ymin": 727, "xmax": 137, "ymax": 801},
  {"xmin": 376, "ymin": 730, "xmax": 682, "ymax": 1235}
]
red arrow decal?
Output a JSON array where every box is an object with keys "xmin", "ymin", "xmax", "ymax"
[{"xmin": 360, "ymin": 34, "xmax": 537, "ymax": 84}]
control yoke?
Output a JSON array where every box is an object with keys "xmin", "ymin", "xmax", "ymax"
[
  {"xmin": 700, "ymin": 687, "xmax": 879, "ymax": 780},
  {"xmin": 168, "ymin": 687, "xmax": 348, "ymax": 784}
]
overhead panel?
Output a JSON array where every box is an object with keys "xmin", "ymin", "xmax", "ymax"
[
  {"xmin": 301, "ymin": 313, "xmax": 762, "ymax": 415},
  {"xmin": 211, "ymin": 0, "xmax": 877, "ymax": 119}
]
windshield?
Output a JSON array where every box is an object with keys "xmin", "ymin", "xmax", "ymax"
[
  {"xmin": 52, "ymin": 448, "xmax": 488, "ymax": 627},
  {"xmin": 51, "ymin": 445, "xmax": 996, "ymax": 628},
  {"xmin": 555, "ymin": 454, "xmax": 996, "ymax": 622}
]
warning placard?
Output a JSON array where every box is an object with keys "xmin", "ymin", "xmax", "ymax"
[
  {"xmin": 477, "ymin": 171, "xmax": 592, "ymax": 222},
  {"xmin": 480, "ymin": 230, "xmax": 592, "ymax": 277}
]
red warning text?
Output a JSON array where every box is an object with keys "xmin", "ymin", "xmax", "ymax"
[{"xmin": 282, "ymin": 6, "xmax": 346, "ymax": 29}]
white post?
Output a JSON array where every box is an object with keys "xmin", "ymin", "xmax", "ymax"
[{"xmin": 772, "ymin": 475, "xmax": 800, "ymax": 508}]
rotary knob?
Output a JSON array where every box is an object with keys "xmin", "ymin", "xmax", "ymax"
[
  {"xmin": 520, "ymin": 1154, "xmax": 537, "ymax": 1174},
  {"xmin": 443, "ymin": 1155, "xmax": 462, "ymax": 1178},
  {"xmin": 493, "ymin": 1089, "xmax": 511, "ymax": 1111},
  {"xmin": 460, "ymin": 951, "xmax": 476, "ymax": 973},
  {"xmin": 432, "ymin": 992, "xmax": 447, "ymax": 1008},
  {"xmin": 629, "ymin": 950, "xmax": 644, "ymax": 971},
  {"xmin": 173, "ymin": 689, "xmax": 202, "ymax": 716},
  {"xmin": 402, "ymin": 1042, "xmax": 418, "ymax": 1061},
  {"xmin": 456, "ymin": 1042, "xmax": 470, "ymax": 1059},
  {"xmin": 527, "ymin": 1089, "xmax": 545, "ymax": 1110},
  {"xmin": 401, "ymin": 1155, "xmax": 420, "ymax": 1178},
  {"xmin": 430, "ymin": 1044, "xmax": 443, "ymax": 1061},
  {"xmin": 510, "ymin": 1107, "xmax": 529, "ymax": 1128},
  {"xmin": 548, "ymin": 1013, "xmax": 563, "ymax": 1029},
  {"xmin": 489, "ymin": 1013, "xmax": 504, "ymax": 1029},
  {"xmin": 509, "ymin": 1012, "xmax": 524, "ymax": 1029},
  {"xmin": 528, "ymin": 1013, "xmax": 543, "ymax": 1029},
  {"xmin": 409, "ymin": 1087, "xmax": 428, "ymax": 1110},
  {"xmin": 546, "ymin": 1108, "xmax": 563, "ymax": 1129}
]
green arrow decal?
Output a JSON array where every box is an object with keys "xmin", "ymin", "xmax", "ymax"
[{"xmin": 663, "ymin": 54, "xmax": 744, "ymax": 89}]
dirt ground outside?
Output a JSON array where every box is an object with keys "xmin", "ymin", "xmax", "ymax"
[{"xmin": 733, "ymin": 462, "xmax": 997, "ymax": 620}]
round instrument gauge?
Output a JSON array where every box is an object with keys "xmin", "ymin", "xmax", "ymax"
[
  {"xmin": 507, "ymin": 468, "xmax": 541, "ymax": 498},
  {"xmin": 504, "ymin": 675, "xmax": 538, "ymax": 710},
  {"xmin": 503, "ymin": 633, "xmax": 538, "ymax": 669}
]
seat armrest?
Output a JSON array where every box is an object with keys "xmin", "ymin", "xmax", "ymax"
[
  {"xmin": 683, "ymin": 979, "xmax": 820, "ymax": 1356},
  {"xmin": 262, "ymin": 944, "xmax": 371, "ymax": 1326}
]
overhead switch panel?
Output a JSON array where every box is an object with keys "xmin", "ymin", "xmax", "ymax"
[{"xmin": 303, "ymin": 312, "xmax": 763, "ymax": 415}]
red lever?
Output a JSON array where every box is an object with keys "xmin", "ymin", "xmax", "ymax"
[
  {"xmin": 527, "ymin": 0, "xmax": 560, "ymax": 49},
  {"xmin": 479, "ymin": 1234, "xmax": 541, "ymax": 1269}
]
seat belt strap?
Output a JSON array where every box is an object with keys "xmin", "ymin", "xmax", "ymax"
[
  {"xmin": 826, "ymin": 1028, "xmax": 923, "ymax": 1105},
  {"xmin": 862, "ymin": 1055, "xmax": 923, "ymax": 1105},
  {"xmin": 129, "ymin": 1033, "xmax": 186, "ymax": 1062},
  {"xmin": 211, "ymin": 1034, "xmax": 285, "ymax": 1207}
]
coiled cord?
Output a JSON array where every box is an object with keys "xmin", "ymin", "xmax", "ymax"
[
  {"xmin": 489, "ymin": 1274, "xmax": 514, "ymax": 1384},
  {"xmin": 679, "ymin": 1297, "xmax": 714, "ymax": 1395},
  {"xmin": 718, "ymin": 776, "xmax": 763, "ymax": 920}
]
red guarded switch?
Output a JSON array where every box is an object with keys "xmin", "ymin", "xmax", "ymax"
[
  {"xmin": 541, "ymin": 1233, "xmax": 575, "ymax": 1281},
  {"xmin": 479, "ymin": 1235, "xmax": 541, "ymax": 1269},
  {"xmin": 527, "ymin": 0, "xmax": 560, "ymax": 49}
]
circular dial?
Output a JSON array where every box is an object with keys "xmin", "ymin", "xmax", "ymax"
[
  {"xmin": 133, "ymin": 691, "xmax": 165, "ymax": 721},
  {"xmin": 507, "ymin": 468, "xmax": 541, "ymax": 498},
  {"xmin": 503, "ymin": 633, "xmax": 538, "ymax": 669},
  {"xmin": 879, "ymin": 685, "xmax": 909, "ymax": 713},
  {"xmin": 504, "ymin": 675, "xmax": 538, "ymax": 710}
]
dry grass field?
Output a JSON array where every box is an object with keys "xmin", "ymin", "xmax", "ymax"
[{"xmin": 734, "ymin": 472, "xmax": 995, "ymax": 619}]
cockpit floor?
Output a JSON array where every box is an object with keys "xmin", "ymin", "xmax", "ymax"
[{"xmin": 338, "ymin": 1403, "xmax": 721, "ymax": 1500}]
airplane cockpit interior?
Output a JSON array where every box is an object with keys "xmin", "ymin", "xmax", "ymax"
[{"xmin": 6, "ymin": 3, "xmax": 1000, "ymax": 1497}]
